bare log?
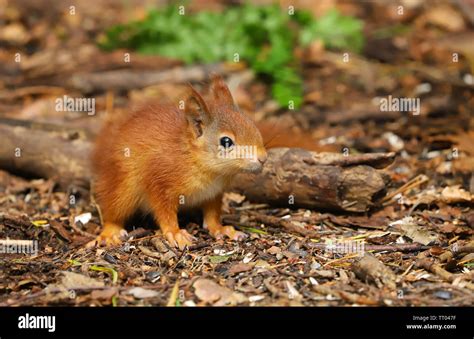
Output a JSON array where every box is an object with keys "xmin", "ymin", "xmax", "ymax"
[
  {"xmin": 0, "ymin": 124, "xmax": 90, "ymax": 188},
  {"xmin": 69, "ymin": 63, "xmax": 245, "ymax": 93},
  {"xmin": 231, "ymin": 148, "xmax": 389, "ymax": 212},
  {"xmin": 0, "ymin": 124, "xmax": 392, "ymax": 211}
]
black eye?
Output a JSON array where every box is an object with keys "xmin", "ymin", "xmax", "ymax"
[{"xmin": 220, "ymin": 136, "xmax": 234, "ymax": 148}]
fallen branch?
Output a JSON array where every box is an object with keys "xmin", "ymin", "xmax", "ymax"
[
  {"xmin": 306, "ymin": 241, "xmax": 430, "ymax": 253},
  {"xmin": 0, "ymin": 123, "xmax": 393, "ymax": 212},
  {"xmin": 312, "ymin": 284, "xmax": 380, "ymax": 306},
  {"xmin": 247, "ymin": 212, "xmax": 320, "ymax": 238},
  {"xmin": 70, "ymin": 62, "xmax": 245, "ymax": 93},
  {"xmin": 231, "ymin": 148, "xmax": 390, "ymax": 212},
  {"xmin": 0, "ymin": 124, "xmax": 91, "ymax": 188},
  {"xmin": 416, "ymin": 257, "xmax": 474, "ymax": 292}
]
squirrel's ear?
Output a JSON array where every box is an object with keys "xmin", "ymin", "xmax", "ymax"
[
  {"xmin": 210, "ymin": 74, "xmax": 236, "ymax": 108},
  {"xmin": 184, "ymin": 85, "xmax": 211, "ymax": 138}
]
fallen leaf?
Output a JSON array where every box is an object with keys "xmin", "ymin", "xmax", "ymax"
[
  {"xmin": 60, "ymin": 271, "xmax": 104, "ymax": 289},
  {"xmin": 31, "ymin": 220, "xmax": 49, "ymax": 227},
  {"xmin": 390, "ymin": 217, "xmax": 438, "ymax": 245},
  {"xmin": 248, "ymin": 295, "xmax": 265, "ymax": 303},
  {"xmin": 441, "ymin": 186, "xmax": 472, "ymax": 204},
  {"xmin": 254, "ymin": 259, "xmax": 271, "ymax": 269},
  {"xmin": 193, "ymin": 278, "xmax": 246, "ymax": 306},
  {"xmin": 424, "ymin": 5, "xmax": 466, "ymax": 32},
  {"xmin": 90, "ymin": 287, "xmax": 118, "ymax": 300},
  {"xmin": 267, "ymin": 246, "xmax": 282, "ymax": 255},
  {"xmin": 127, "ymin": 287, "xmax": 159, "ymax": 299},
  {"xmin": 228, "ymin": 263, "xmax": 253, "ymax": 275},
  {"xmin": 209, "ymin": 255, "xmax": 230, "ymax": 264},
  {"xmin": 224, "ymin": 192, "xmax": 246, "ymax": 205},
  {"xmin": 167, "ymin": 280, "xmax": 180, "ymax": 306},
  {"xmin": 74, "ymin": 212, "xmax": 92, "ymax": 225},
  {"xmin": 284, "ymin": 280, "xmax": 302, "ymax": 300},
  {"xmin": 433, "ymin": 290, "xmax": 452, "ymax": 300},
  {"xmin": 438, "ymin": 223, "xmax": 457, "ymax": 234}
]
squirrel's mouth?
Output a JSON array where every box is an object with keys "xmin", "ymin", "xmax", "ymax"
[{"xmin": 243, "ymin": 161, "xmax": 264, "ymax": 174}]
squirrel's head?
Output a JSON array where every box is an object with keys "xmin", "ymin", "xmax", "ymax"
[{"xmin": 184, "ymin": 75, "xmax": 267, "ymax": 176}]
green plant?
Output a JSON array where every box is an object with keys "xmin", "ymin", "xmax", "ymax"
[
  {"xmin": 299, "ymin": 9, "xmax": 364, "ymax": 52},
  {"xmin": 100, "ymin": 4, "xmax": 364, "ymax": 108}
]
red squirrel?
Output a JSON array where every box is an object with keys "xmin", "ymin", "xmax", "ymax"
[{"xmin": 88, "ymin": 75, "xmax": 268, "ymax": 249}]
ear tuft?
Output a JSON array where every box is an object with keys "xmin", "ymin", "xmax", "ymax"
[
  {"xmin": 210, "ymin": 74, "xmax": 235, "ymax": 108},
  {"xmin": 185, "ymin": 85, "xmax": 211, "ymax": 138}
]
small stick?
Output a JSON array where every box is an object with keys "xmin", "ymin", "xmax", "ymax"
[
  {"xmin": 248, "ymin": 212, "xmax": 320, "ymax": 238},
  {"xmin": 306, "ymin": 241, "xmax": 430, "ymax": 253},
  {"xmin": 416, "ymin": 258, "xmax": 474, "ymax": 292},
  {"xmin": 382, "ymin": 174, "xmax": 429, "ymax": 205}
]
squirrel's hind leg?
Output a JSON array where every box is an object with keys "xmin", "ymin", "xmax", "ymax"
[{"xmin": 86, "ymin": 183, "xmax": 139, "ymax": 248}]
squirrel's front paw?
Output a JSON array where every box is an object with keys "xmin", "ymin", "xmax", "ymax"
[
  {"xmin": 165, "ymin": 229, "xmax": 196, "ymax": 250},
  {"xmin": 210, "ymin": 225, "xmax": 248, "ymax": 241}
]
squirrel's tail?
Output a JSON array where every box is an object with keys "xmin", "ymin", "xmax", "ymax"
[{"xmin": 256, "ymin": 119, "xmax": 327, "ymax": 152}]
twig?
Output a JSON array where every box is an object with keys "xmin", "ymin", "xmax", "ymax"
[
  {"xmin": 70, "ymin": 63, "xmax": 244, "ymax": 92},
  {"xmin": 306, "ymin": 241, "xmax": 430, "ymax": 253},
  {"xmin": 416, "ymin": 258, "xmax": 474, "ymax": 292},
  {"xmin": 381, "ymin": 174, "xmax": 429, "ymax": 205},
  {"xmin": 248, "ymin": 212, "xmax": 319, "ymax": 238}
]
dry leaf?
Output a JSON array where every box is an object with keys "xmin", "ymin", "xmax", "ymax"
[
  {"xmin": 424, "ymin": 5, "xmax": 466, "ymax": 32},
  {"xmin": 127, "ymin": 287, "xmax": 159, "ymax": 299},
  {"xmin": 441, "ymin": 186, "xmax": 472, "ymax": 204},
  {"xmin": 228, "ymin": 263, "xmax": 253, "ymax": 275},
  {"xmin": 390, "ymin": 217, "xmax": 438, "ymax": 245},
  {"xmin": 193, "ymin": 278, "xmax": 246, "ymax": 306},
  {"xmin": 90, "ymin": 287, "xmax": 118, "ymax": 300},
  {"xmin": 60, "ymin": 271, "xmax": 104, "ymax": 289}
]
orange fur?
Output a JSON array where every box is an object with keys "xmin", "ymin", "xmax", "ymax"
[
  {"xmin": 257, "ymin": 119, "xmax": 324, "ymax": 152},
  {"xmin": 88, "ymin": 75, "xmax": 267, "ymax": 249}
]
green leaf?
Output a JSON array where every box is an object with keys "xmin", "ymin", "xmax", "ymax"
[
  {"xmin": 300, "ymin": 9, "xmax": 364, "ymax": 53},
  {"xmin": 99, "ymin": 4, "xmax": 364, "ymax": 108},
  {"xmin": 90, "ymin": 265, "xmax": 118, "ymax": 284},
  {"xmin": 209, "ymin": 255, "xmax": 230, "ymax": 264},
  {"xmin": 67, "ymin": 259, "xmax": 82, "ymax": 267},
  {"xmin": 237, "ymin": 226, "xmax": 268, "ymax": 235}
]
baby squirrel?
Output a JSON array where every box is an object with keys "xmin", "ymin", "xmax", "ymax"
[{"xmin": 88, "ymin": 75, "xmax": 268, "ymax": 249}]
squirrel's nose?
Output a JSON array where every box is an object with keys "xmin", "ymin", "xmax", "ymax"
[{"xmin": 258, "ymin": 151, "xmax": 267, "ymax": 165}]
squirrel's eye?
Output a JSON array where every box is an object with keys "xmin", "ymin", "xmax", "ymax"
[{"xmin": 220, "ymin": 136, "xmax": 234, "ymax": 148}]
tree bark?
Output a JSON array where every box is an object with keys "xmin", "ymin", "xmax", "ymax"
[
  {"xmin": 231, "ymin": 148, "xmax": 389, "ymax": 212},
  {"xmin": 0, "ymin": 124, "xmax": 91, "ymax": 188}
]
